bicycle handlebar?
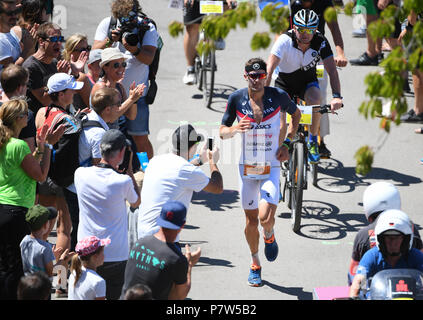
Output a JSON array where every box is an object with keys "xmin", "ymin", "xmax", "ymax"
[{"xmin": 304, "ymin": 104, "xmax": 344, "ymax": 114}]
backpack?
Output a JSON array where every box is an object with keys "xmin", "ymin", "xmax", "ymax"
[
  {"xmin": 108, "ymin": 12, "xmax": 163, "ymax": 104},
  {"xmin": 43, "ymin": 107, "xmax": 103, "ymax": 188}
]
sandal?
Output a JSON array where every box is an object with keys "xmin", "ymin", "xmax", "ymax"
[{"xmin": 415, "ymin": 128, "xmax": 423, "ymax": 134}]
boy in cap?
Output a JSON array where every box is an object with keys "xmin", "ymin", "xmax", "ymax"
[
  {"xmin": 74, "ymin": 129, "xmax": 140, "ymax": 300},
  {"xmin": 122, "ymin": 201, "xmax": 201, "ymax": 300},
  {"xmin": 137, "ymin": 123, "xmax": 223, "ymax": 242},
  {"xmin": 20, "ymin": 204, "xmax": 75, "ymax": 277}
]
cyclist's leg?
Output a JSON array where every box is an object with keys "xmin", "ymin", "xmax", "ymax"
[
  {"xmin": 183, "ymin": 1, "xmax": 204, "ymax": 83},
  {"xmin": 303, "ymin": 83, "xmax": 321, "ymax": 136},
  {"xmin": 184, "ymin": 23, "xmax": 200, "ymax": 68}
]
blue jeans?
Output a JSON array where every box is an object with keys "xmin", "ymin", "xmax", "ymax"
[{"xmin": 126, "ymin": 97, "xmax": 150, "ymax": 136}]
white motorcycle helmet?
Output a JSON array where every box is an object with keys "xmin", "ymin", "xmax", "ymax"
[
  {"xmin": 363, "ymin": 182, "xmax": 401, "ymax": 221},
  {"xmin": 375, "ymin": 209, "xmax": 413, "ymax": 257}
]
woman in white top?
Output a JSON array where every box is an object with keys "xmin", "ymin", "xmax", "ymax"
[{"xmin": 68, "ymin": 236, "xmax": 110, "ymax": 300}]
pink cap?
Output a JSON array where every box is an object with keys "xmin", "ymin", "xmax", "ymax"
[{"xmin": 75, "ymin": 236, "xmax": 111, "ymax": 256}]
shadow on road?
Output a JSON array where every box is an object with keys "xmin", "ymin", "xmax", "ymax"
[
  {"xmin": 192, "ymin": 189, "xmax": 240, "ymax": 211},
  {"xmin": 315, "ymin": 158, "xmax": 422, "ymax": 193},
  {"xmin": 261, "ymin": 280, "xmax": 313, "ymax": 300},
  {"xmin": 278, "ymin": 200, "xmax": 368, "ymax": 240},
  {"xmin": 192, "ymin": 83, "xmax": 238, "ymax": 113},
  {"xmin": 197, "ymin": 256, "xmax": 235, "ymax": 268}
]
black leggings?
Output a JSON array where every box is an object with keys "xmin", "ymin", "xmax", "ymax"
[{"xmin": 0, "ymin": 204, "xmax": 30, "ymax": 300}]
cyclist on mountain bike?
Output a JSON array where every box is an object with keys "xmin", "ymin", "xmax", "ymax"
[
  {"xmin": 290, "ymin": 0, "xmax": 348, "ymax": 158},
  {"xmin": 265, "ymin": 9, "xmax": 343, "ymax": 164},
  {"xmin": 219, "ymin": 58, "xmax": 301, "ymax": 287}
]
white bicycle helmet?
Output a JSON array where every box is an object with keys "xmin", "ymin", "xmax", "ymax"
[
  {"xmin": 363, "ymin": 182, "xmax": 401, "ymax": 221},
  {"xmin": 293, "ymin": 9, "xmax": 319, "ymax": 29},
  {"xmin": 375, "ymin": 209, "xmax": 413, "ymax": 257}
]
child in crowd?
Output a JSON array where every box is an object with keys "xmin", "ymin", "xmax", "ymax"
[
  {"xmin": 17, "ymin": 272, "xmax": 52, "ymax": 300},
  {"xmin": 20, "ymin": 205, "xmax": 74, "ymax": 277},
  {"xmin": 68, "ymin": 236, "xmax": 110, "ymax": 300},
  {"xmin": 122, "ymin": 283, "xmax": 153, "ymax": 300}
]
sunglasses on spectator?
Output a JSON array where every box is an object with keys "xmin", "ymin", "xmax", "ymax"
[
  {"xmin": 296, "ymin": 27, "xmax": 316, "ymax": 35},
  {"xmin": 18, "ymin": 111, "xmax": 29, "ymax": 118},
  {"xmin": 43, "ymin": 36, "xmax": 65, "ymax": 43},
  {"xmin": 74, "ymin": 45, "xmax": 92, "ymax": 53},
  {"xmin": 109, "ymin": 62, "xmax": 127, "ymax": 69},
  {"xmin": 0, "ymin": 7, "xmax": 22, "ymax": 16},
  {"xmin": 247, "ymin": 73, "xmax": 267, "ymax": 80}
]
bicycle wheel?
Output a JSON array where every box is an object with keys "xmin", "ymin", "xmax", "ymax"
[
  {"xmin": 195, "ymin": 55, "xmax": 202, "ymax": 91},
  {"xmin": 310, "ymin": 162, "xmax": 318, "ymax": 187},
  {"xmin": 201, "ymin": 50, "xmax": 215, "ymax": 109},
  {"xmin": 290, "ymin": 142, "xmax": 304, "ymax": 232}
]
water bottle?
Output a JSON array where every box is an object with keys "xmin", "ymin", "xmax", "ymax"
[{"xmin": 136, "ymin": 152, "xmax": 149, "ymax": 172}]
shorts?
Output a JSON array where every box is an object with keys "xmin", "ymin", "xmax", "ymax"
[
  {"xmin": 355, "ymin": 0, "xmax": 379, "ymax": 15},
  {"xmin": 275, "ymin": 70, "xmax": 320, "ymax": 101},
  {"xmin": 238, "ymin": 165, "xmax": 280, "ymax": 210},
  {"xmin": 126, "ymin": 97, "xmax": 150, "ymax": 136},
  {"xmin": 37, "ymin": 176, "xmax": 64, "ymax": 197},
  {"xmin": 183, "ymin": 0, "xmax": 204, "ymax": 25}
]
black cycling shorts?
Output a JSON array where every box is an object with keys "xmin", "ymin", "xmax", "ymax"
[
  {"xmin": 183, "ymin": 0, "xmax": 204, "ymax": 25},
  {"xmin": 275, "ymin": 69, "xmax": 320, "ymax": 101}
]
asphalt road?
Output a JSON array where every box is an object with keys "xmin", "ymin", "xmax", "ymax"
[{"xmin": 53, "ymin": 0, "xmax": 423, "ymax": 300}]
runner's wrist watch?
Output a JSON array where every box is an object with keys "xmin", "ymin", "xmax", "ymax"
[{"xmin": 332, "ymin": 93, "xmax": 343, "ymax": 99}]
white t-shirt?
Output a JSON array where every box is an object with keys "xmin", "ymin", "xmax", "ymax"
[
  {"xmin": 68, "ymin": 266, "xmax": 106, "ymax": 300},
  {"xmin": 0, "ymin": 30, "xmax": 21, "ymax": 89},
  {"xmin": 93, "ymin": 16, "xmax": 158, "ymax": 97},
  {"xmin": 74, "ymin": 166, "xmax": 139, "ymax": 262},
  {"xmin": 137, "ymin": 153, "xmax": 210, "ymax": 239}
]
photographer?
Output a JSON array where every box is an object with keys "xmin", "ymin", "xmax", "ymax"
[{"xmin": 93, "ymin": 0, "xmax": 158, "ymax": 160}]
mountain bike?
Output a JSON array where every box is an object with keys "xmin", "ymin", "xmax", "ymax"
[{"xmin": 281, "ymin": 104, "xmax": 341, "ymax": 232}]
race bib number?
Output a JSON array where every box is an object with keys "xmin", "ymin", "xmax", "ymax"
[
  {"xmin": 286, "ymin": 105, "xmax": 312, "ymax": 125},
  {"xmin": 243, "ymin": 161, "xmax": 271, "ymax": 180},
  {"xmin": 200, "ymin": 1, "xmax": 224, "ymax": 13},
  {"xmin": 316, "ymin": 64, "xmax": 325, "ymax": 80},
  {"xmin": 168, "ymin": 0, "xmax": 183, "ymax": 9}
]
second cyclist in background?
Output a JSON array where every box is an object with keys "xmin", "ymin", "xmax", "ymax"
[
  {"xmin": 266, "ymin": 9, "xmax": 343, "ymax": 164},
  {"xmin": 182, "ymin": 0, "xmax": 237, "ymax": 85}
]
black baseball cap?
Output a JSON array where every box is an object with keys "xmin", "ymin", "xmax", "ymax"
[
  {"xmin": 172, "ymin": 124, "xmax": 204, "ymax": 154},
  {"xmin": 100, "ymin": 129, "xmax": 131, "ymax": 153}
]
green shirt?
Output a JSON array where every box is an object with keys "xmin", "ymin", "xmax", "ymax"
[{"xmin": 0, "ymin": 138, "xmax": 36, "ymax": 208}]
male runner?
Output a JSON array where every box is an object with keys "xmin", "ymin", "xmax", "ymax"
[{"xmin": 220, "ymin": 58, "xmax": 301, "ymax": 286}]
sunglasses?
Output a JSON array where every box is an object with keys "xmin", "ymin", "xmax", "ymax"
[
  {"xmin": 74, "ymin": 45, "xmax": 92, "ymax": 53},
  {"xmin": 109, "ymin": 62, "xmax": 127, "ymax": 69},
  {"xmin": 247, "ymin": 73, "xmax": 267, "ymax": 80},
  {"xmin": 296, "ymin": 27, "xmax": 316, "ymax": 35},
  {"xmin": 18, "ymin": 111, "xmax": 29, "ymax": 118},
  {"xmin": 44, "ymin": 36, "xmax": 65, "ymax": 43}
]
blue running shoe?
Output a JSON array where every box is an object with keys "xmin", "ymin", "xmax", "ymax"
[
  {"xmin": 264, "ymin": 234, "xmax": 278, "ymax": 262},
  {"xmin": 248, "ymin": 265, "xmax": 262, "ymax": 287},
  {"xmin": 307, "ymin": 141, "xmax": 320, "ymax": 164}
]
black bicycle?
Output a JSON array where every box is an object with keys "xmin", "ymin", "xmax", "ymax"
[
  {"xmin": 281, "ymin": 104, "xmax": 341, "ymax": 232},
  {"xmin": 195, "ymin": 44, "xmax": 216, "ymax": 109}
]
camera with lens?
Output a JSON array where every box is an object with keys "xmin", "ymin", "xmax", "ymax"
[{"xmin": 117, "ymin": 15, "xmax": 151, "ymax": 47}]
